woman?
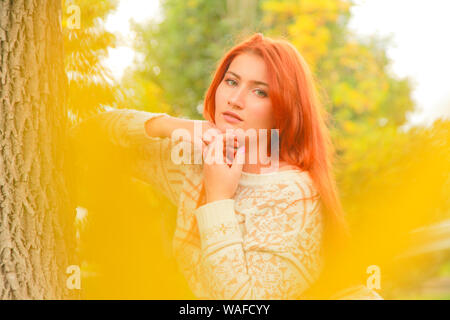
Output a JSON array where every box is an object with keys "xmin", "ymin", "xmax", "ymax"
[{"xmin": 72, "ymin": 33, "xmax": 382, "ymax": 299}]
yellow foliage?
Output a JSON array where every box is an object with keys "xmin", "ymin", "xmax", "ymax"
[{"xmin": 262, "ymin": 0, "xmax": 350, "ymax": 70}]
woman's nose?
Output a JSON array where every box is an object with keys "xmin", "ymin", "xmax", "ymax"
[{"xmin": 228, "ymin": 88, "xmax": 245, "ymax": 108}]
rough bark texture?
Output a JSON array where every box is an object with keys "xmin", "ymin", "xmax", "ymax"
[{"xmin": 0, "ymin": 0, "xmax": 78, "ymax": 299}]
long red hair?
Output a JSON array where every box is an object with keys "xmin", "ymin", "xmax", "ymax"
[{"xmin": 200, "ymin": 33, "xmax": 352, "ymax": 298}]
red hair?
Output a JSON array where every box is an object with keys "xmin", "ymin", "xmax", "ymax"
[{"xmin": 201, "ymin": 33, "xmax": 352, "ymax": 298}]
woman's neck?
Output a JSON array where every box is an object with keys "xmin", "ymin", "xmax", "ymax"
[
  {"xmin": 239, "ymin": 133, "xmax": 297, "ymax": 174},
  {"xmin": 242, "ymin": 156, "xmax": 296, "ymax": 174}
]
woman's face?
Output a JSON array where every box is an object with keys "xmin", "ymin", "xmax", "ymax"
[{"xmin": 214, "ymin": 52, "xmax": 275, "ymax": 133}]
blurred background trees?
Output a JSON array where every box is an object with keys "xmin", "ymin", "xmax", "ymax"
[
  {"xmin": 120, "ymin": 0, "xmax": 261, "ymax": 118},
  {"xmin": 63, "ymin": 0, "xmax": 123, "ymax": 123},
  {"xmin": 63, "ymin": 0, "xmax": 194, "ymax": 298},
  {"xmin": 68, "ymin": 0, "xmax": 450, "ymax": 299}
]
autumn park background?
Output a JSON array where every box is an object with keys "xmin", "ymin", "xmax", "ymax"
[{"xmin": 0, "ymin": 0, "xmax": 449, "ymax": 299}]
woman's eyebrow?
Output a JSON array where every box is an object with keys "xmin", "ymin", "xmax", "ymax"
[{"xmin": 226, "ymin": 71, "xmax": 269, "ymax": 87}]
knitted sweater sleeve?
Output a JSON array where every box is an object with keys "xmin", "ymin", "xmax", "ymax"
[
  {"xmin": 69, "ymin": 108, "xmax": 189, "ymax": 206},
  {"xmin": 193, "ymin": 180, "xmax": 323, "ymax": 300}
]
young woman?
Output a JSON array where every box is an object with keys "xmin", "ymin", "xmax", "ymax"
[{"xmin": 72, "ymin": 33, "xmax": 383, "ymax": 299}]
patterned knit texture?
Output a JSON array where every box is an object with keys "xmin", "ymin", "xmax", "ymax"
[{"xmin": 84, "ymin": 108, "xmax": 383, "ymax": 300}]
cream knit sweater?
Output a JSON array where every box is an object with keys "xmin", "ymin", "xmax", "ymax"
[{"xmin": 73, "ymin": 108, "xmax": 383, "ymax": 300}]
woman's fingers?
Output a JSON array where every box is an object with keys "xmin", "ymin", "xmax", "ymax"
[
  {"xmin": 202, "ymin": 134, "xmax": 213, "ymax": 145},
  {"xmin": 224, "ymin": 135, "xmax": 238, "ymax": 165},
  {"xmin": 201, "ymin": 131, "xmax": 244, "ymax": 167},
  {"xmin": 202, "ymin": 126, "xmax": 221, "ymax": 145}
]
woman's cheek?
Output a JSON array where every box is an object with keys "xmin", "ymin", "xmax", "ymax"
[
  {"xmin": 214, "ymin": 91, "xmax": 226, "ymax": 125},
  {"xmin": 249, "ymin": 103, "xmax": 273, "ymax": 129}
]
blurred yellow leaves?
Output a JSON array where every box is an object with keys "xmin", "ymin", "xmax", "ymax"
[
  {"xmin": 62, "ymin": 0, "xmax": 121, "ymax": 122},
  {"xmin": 262, "ymin": 0, "xmax": 351, "ymax": 68},
  {"xmin": 260, "ymin": 0, "xmax": 449, "ymax": 296},
  {"xmin": 289, "ymin": 16, "xmax": 331, "ymax": 67},
  {"xmin": 332, "ymin": 82, "xmax": 368, "ymax": 114}
]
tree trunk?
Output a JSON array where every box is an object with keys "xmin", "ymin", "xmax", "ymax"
[{"xmin": 0, "ymin": 0, "xmax": 78, "ymax": 299}]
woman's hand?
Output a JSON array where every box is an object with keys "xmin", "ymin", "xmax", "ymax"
[
  {"xmin": 147, "ymin": 115, "xmax": 242, "ymax": 168},
  {"xmin": 202, "ymin": 133, "xmax": 246, "ymax": 203},
  {"xmin": 197, "ymin": 120, "xmax": 222, "ymax": 153}
]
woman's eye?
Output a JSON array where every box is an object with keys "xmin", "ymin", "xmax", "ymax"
[
  {"xmin": 255, "ymin": 89, "xmax": 268, "ymax": 98},
  {"xmin": 224, "ymin": 78, "xmax": 267, "ymax": 97}
]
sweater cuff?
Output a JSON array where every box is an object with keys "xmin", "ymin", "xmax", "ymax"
[
  {"xmin": 194, "ymin": 199, "xmax": 243, "ymax": 252},
  {"xmin": 125, "ymin": 110, "xmax": 169, "ymax": 146}
]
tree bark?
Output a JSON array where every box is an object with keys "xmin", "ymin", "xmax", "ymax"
[{"xmin": 0, "ymin": 0, "xmax": 78, "ymax": 299}]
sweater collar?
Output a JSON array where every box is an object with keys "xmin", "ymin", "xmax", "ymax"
[{"xmin": 239, "ymin": 169, "xmax": 308, "ymax": 185}]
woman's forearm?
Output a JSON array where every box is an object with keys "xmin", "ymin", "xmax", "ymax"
[{"xmin": 145, "ymin": 114, "xmax": 196, "ymax": 139}]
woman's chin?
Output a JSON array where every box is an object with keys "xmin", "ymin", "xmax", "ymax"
[{"xmin": 219, "ymin": 121, "xmax": 243, "ymax": 132}]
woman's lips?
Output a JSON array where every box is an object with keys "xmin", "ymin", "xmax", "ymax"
[{"xmin": 223, "ymin": 113, "xmax": 243, "ymax": 124}]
